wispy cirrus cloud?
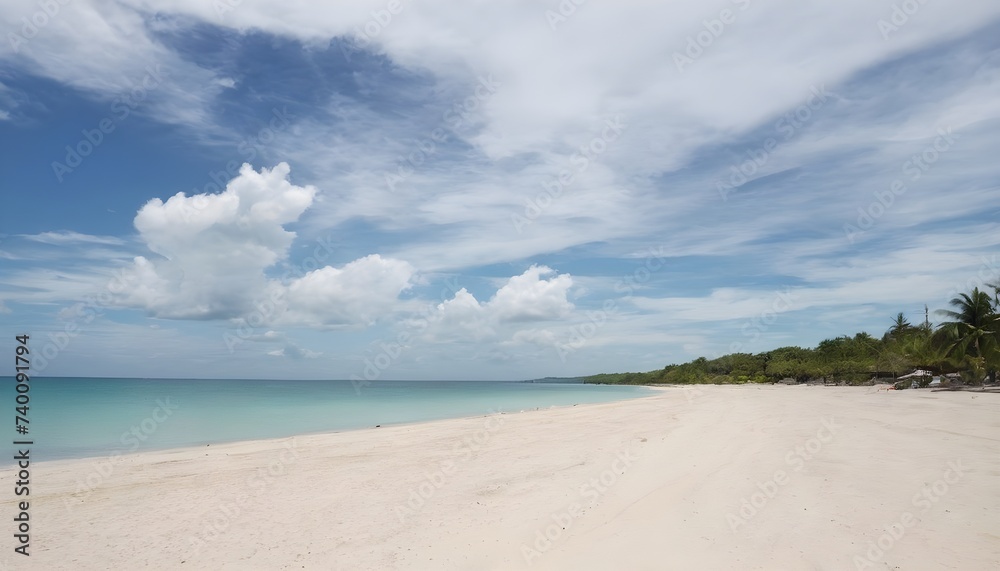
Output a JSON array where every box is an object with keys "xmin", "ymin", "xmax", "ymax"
[{"xmin": 22, "ymin": 231, "xmax": 126, "ymax": 246}]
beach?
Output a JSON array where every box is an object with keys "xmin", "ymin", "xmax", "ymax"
[{"xmin": 3, "ymin": 385, "xmax": 999, "ymax": 570}]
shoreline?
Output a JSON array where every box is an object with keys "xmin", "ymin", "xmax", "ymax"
[
  {"xmin": 9, "ymin": 377, "xmax": 664, "ymax": 470},
  {"xmin": 7, "ymin": 388, "xmax": 664, "ymax": 469},
  {"xmin": 3, "ymin": 385, "xmax": 998, "ymax": 569}
]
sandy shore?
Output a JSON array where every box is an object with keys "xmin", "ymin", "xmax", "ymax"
[{"xmin": 2, "ymin": 385, "xmax": 999, "ymax": 570}]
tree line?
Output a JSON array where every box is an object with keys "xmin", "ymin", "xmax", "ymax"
[{"xmin": 584, "ymin": 284, "xmax": 1000, "ymax": 387}]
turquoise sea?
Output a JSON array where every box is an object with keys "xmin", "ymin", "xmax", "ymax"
[{"xmin": 1, "ymin": 378, "xmax": 652, "ymax": 463}]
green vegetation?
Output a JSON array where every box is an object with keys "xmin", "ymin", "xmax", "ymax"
[
  {"xmin": 936, "ymin": 286, "xmax": 1000, "ymax": 385},
  {"xmin": 585, "ymin": 284, "xmax": 1000, "ymax": 388}
]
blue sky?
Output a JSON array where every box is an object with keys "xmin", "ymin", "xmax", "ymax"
[{"xmin": 1, "ymin": 0, "xmax": 998, "ymax": 380}]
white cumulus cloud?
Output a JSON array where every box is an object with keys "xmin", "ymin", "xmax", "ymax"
[
  {"xmin": 115, "ymin": 163, "xmax": 416, "ymax": 327},
  {"xmin": 488, "ymin": 265, "xmax": 574, "ymax": 322},
  {"xmin": 420, "ymin": 265, "xmax": 574, "ymax": 343},
  {"xmin": 282, "ymin": 255, "xmax": 415, "ymax": 328}
]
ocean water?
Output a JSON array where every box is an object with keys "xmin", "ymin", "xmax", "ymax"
[{"xmin": 1, "ymin": 378, "xmax": 652, "ymax": 463}]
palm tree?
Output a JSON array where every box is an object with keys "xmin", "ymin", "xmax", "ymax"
[
  {"xmin": 884, "ymin": 312, "xmax": 914, "ymax": 341},
  {"xmin": 936, "ymin": 287, "xmax": 1000, "ymax": 385}
]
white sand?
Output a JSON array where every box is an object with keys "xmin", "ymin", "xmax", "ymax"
[{"xmin": 2, "ymin": 385, "xmax": 999, "ymax": 570}]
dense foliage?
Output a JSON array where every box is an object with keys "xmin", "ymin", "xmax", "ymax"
[{"xmin": 585, "ymin": 284, "xmax": 1000, "ymax": 387}]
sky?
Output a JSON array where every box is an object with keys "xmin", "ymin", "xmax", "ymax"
[{"xmin": 1, "ymin": 0, "xmax": 999, "ymax": 381}]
